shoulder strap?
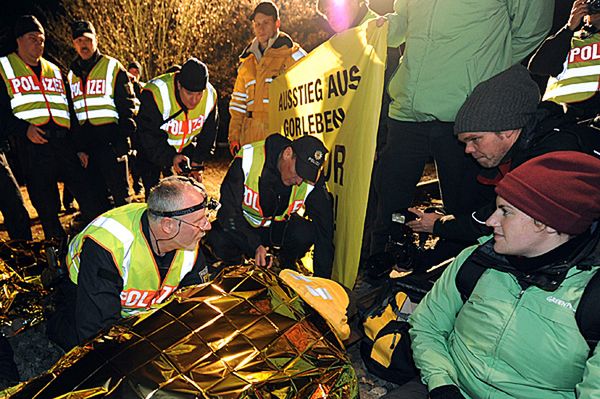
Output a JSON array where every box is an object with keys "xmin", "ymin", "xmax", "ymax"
[
  {"xmin": 575, "ymin": 270, "xmax": 600, "ymax": 352},
  {"xmin": 455, "ymin": 258, "xmax": 487, "ymax": 302}
]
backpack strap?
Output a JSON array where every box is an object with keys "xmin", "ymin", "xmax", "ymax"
[
  {"xmin": 575, "ymin": 270, "xmax": 600, "ymax": 353},
  {"xmin": 455, "ymin": 258, "xmax": 487, "ymax": 302}
]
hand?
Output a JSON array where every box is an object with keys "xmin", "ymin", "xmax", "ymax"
[
  {"xmin": 255, "ymin": 245, "xmax": 273, "ymax": 268},
  {"xmin": 172, "ymin": 154, "xmax": 190, "ymax": 174},
  {"xmin": 376, "ymin": 16, "xmax": 387, "ymax": 27},
  {"xmin": 406, "ymin": 207, "xmax": 442, "ymax": 234},
  {"xmin": 77, "ymin": 152, "xmax": 89, "ymax": 168},
  {"xmin": 190, "ymin": 161, "xmax": 203, "ymax": 182},
  {"xmin": 26, "ymin": 124, "xmax": 48, "ymax": 144},
  {"xmin": 229, "ymin": 140, "xmax": 241, "ymax": 156},
  {"xmin": 568, "ymin": 0, "xmax": 588, "ymax": 31}
]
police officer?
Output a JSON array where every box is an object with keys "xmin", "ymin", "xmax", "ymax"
[
  {"xmin": 0, "ymin": 15, "xmax": 105, "ymax": 240},
  {"xmin": 68, "ymin": 20, "xmax": 136, "ymax": 207},
  {"xmin": 48, "ymin": 176, "xmax": 214, "ymax": 350},
  {"xmin": 137, "ymin": 57, "xmax": 218, "ymax": 195},
  {"xmin": 206, "ymin": 133, "xmax": 334, "ymax": 278}
]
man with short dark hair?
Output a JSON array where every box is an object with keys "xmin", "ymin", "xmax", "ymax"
[
  {"xmin": 206, "ymin": 133, "xmax": 334, "ymax": 278},
  {"xmin": 137, "ymin": 57, "xmax": 218, "ymax": 195},
  {"xmin": 385, "ymin": 151, "xmax": 600, "ymax": 399},
  {"xmin": 48, "ymin": 176, "xmax": 215, "ymax": 350},
  {"xmin": 228, "ymin": 1, "xmax": 306, "ymax": 154},
  {"xmin": 0, "ymin": 15, "xmax": 105, "ymax": 239},
  {"xmin": 68, "ymin": 20, "xmax": 137, "ymax": 207}
]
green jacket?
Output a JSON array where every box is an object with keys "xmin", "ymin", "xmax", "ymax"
[
  {"xmin": 410, "ymin": 237, "xmax": 600, "ymax": 399},
  {"xmin": 386, "ymin": 0, "xmax": 553, "ymax": 122}
]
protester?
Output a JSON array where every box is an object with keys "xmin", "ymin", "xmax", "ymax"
[
  {"xmin": 68, "ymin": 20, "xmax": 136, "ymax": 207},
  {"xmin": 136, "ymin": 58, "xmax": 218, "ymax": 196},
  {"xmin": 529, "ymin": 0, "xmax": 600, "ymax": 121},
  {"xmin": 369, "ymin": 0, "xmax": 553, "ymax": 256},
  {"xmin": 0, "ymin": 15, "xmax": 105, "ymax": 240},
  {"xmin": 384, "ymin": 151, "xmax": 600, "ymax": 398},
  {"xmin": 47, "ymin": 176, "xmax": 215, "ymax": 350},
  {"xmin": 407, "ymin": 65, "xmax": 600, "ymax": 248},
  {"xmin": 205, "ymin": 133, "xmax": 334, "ymax": 278},
  {"xmin": 228, "ymin": 1, "xmax": 306, "ymax": 154}
]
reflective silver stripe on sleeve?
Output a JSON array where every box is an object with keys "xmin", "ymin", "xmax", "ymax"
[
  {"xmin": 89, "ymin": 216, "xmax": 135, "ymax": 285},
  {"xmin": 229, "ymin": 106, "xmax": 247, "ymax": 114},
  {"xmin": 153, "ymin": 79, "xmax": 171, "ymax": 120},
  {"xmin": 245, "ymin": 79, "xmax": 256, "ymax": 88},
  {"xmin": 291, "ymin": 49, "xmax": 306, "ymax": 61}
]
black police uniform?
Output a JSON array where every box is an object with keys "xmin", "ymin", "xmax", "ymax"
[
  {"xmin": 0, "ymin": 59, "xmax": 107, "ymax": 240},
  {"xmin": 69, "ymin": 50, "xmax": 137, "ymax": 207}
]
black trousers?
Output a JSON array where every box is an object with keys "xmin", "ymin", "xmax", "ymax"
[
  {"xmin": 24, "ymin": 138, "xmax": 107, "ymax": 239},
  {"xmin": 87, "ymin": 144, "xmax": 130, "ymax": 207},
  {"xmin": 0, "ymin": 152, "xmax": 31, "ymax": 240},
  {"xmin": 206, "ymin": 214, "xmax": 317, "ymax": 272},
  {"xmin": 370, "ymin": 119, "xmax": 481, "ymax": 255}
]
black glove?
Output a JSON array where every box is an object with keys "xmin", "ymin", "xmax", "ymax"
[{"xmin": 429, "ymin": 385, "xmax": 465, "ymax": 399}]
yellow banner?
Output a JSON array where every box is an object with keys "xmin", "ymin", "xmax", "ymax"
[{"xmin": 269, "ymin": 20, "xmax": 388, "ymax": 288}]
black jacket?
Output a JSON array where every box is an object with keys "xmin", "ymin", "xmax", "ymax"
[
  {"xmin": 136, "ymin": 74, "xmax": 218, "ymax": 168},
  {"xmin": 217, "ymin": 134, "xmax": 334, "ymax": 272},
  {"xmin": 528, "ymin": 26, "xmax": 600, "ymax": 120},
  {"xmin": 69, "ymin": 51, "xmax": 136, "ymax": 154},
  {"xmin": 434, "ymin": 104, "xmax": 600, "ymax": 242}
]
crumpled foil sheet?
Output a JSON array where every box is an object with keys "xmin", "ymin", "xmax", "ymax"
[
  {"xmin": 4, "ymin": 265, "xmax": 358, "ymax": 398},
  {"xmin": 0, "ymin": 240, "xmax": 58, "ymax": 336}
]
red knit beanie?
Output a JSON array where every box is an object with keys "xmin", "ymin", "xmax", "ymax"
[{"xmin": 495, "ymin": 151, "xmax": 600, "ymax": 235}]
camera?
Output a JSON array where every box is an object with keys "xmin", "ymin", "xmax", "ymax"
[
  {"xmin": 587, "ymin": 0, "xmax": 600, "ymax": 15},
  {"xmin": 365, "ymin": 208, "xmax": 421, "ymax": 280},
  {"xmin": 179, "ymin": 160, "xmax": 204, "ymax": 176}
]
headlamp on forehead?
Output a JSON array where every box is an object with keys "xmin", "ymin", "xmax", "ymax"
[{"xmin": 149, "ymin": 197, "xmax": 220, "ymax": 218}]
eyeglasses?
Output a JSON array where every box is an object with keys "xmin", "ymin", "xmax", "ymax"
[
  {"xmin": 148, "ymin": 176, "xmax": 221, "ymax": 218},
  {"xmin": 173, "ymin": 216, "xmax": 210, "ymax": 231}
]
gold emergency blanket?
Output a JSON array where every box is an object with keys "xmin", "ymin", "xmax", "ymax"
[
  {"xmin": 3, "ymin": 265, "xmax": 358, "ymax": 398},
  {"xmin": 0, "ymin": 240, "xmax": 55, "ymax": 336}
]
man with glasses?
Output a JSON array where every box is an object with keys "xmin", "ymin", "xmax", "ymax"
[
  {"xmin": 47, "ymin": 176, "xmax": 218, "ymax": 350},
  {"xmin": 206, "ymin": 133, "xmax": 334, "ymax": 278}
]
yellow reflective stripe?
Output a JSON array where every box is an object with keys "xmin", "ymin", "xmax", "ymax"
[
  {"xmin": 89, "ymin": 216, "xmax": 135, "ymax": 285},
  {"xmin": 76, "ymin": 109, "xmax": 119, "ymax": 121},
  {"xmin": 167, "ymin": 137, "xmax": 192, "ymax": 146}
]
